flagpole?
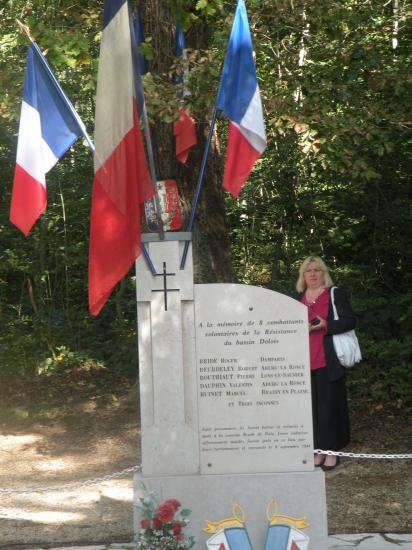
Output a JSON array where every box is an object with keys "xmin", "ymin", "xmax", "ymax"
[
  {"xmin": 140, "ymin": 103, "xmax": 165, "ymax": 240},
  {"xmin": 142, "ymin": 243, "xmax": 156, "ymax": 274},
  {"xmin": 178, "ymin": 17, "xmax": 223, "ymax": 270},
  {"xmin": 129, "ymin": 15, "xmax": 164, "ymax": 241},
  {"xmin": 180, "ymin": 106, "xmax": 219, "ymax": 269},
  {"xmin": 16, "ymin": 20, "xmax": 95, "ymax": 154}
]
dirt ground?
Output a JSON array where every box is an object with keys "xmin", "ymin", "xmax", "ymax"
[{"xmin": 0, "ymin": 380, "xmax": 411, "ymax": 549}]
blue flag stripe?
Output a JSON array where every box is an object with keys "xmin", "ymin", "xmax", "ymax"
[
  {"xmin": 129, "ymin": 15, "xmax": 145, "ymax": 116},
  {"xmin": 23, "ymin": 46, "xmax": 81, "ymax": 159},
  {"xmin": 226, "ymin": 527, "xmax": 254, "ymax": 550},
  {"xmin": 175, "ymin": 22, "xmax": 186, "ymax": 56},
  {"xmin": 103, "ymin": 0, "xmax": 127, "ymax": 29},
  {"xmin": 216, "ymin": 0, "xmax": 257, "ymax": 124},
  {"xmin": 264, "ymin": 525, "xmax": 290, "ymax": 550},
  {"xmin": 135, "ymin": 11, "xmax": 147, "ymax": 75}
]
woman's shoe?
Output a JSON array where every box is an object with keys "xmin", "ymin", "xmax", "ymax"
[
  {"xmin": 314, "ymin": 453, "xmax": 325, "ymax": 467},
  {"xmin": 321, "ymin": 456, "xmax": 340, "ymax": 471}
]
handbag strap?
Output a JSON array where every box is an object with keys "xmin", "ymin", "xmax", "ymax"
[{"xmin": 331, "ymin": 286, "xmax": 339, "ymax": 321}]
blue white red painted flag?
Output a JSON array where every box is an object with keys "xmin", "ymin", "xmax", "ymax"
[
  {"xmin": 10, "ymin": 45, "xmax": 82, "ymax": 236},
  {"xmin": 206, "ymin": 527, "xmax": 253, "ymax": 550},
  {"xmin": 89, "ymin": 0, "xmax": 154, "ymax": 316},
  {"xmin": 216, "ymin": 0, "xmax": 266, "ymax": 197}
]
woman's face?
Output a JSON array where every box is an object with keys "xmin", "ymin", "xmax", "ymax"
[{"xmin": 303, "ymin": 261, "xmax": 325, "ymax": 289}]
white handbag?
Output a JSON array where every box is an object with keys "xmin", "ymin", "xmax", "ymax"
[{"xmin": 331, "ymin": 287, "xmax": 362, "ymax": 368}]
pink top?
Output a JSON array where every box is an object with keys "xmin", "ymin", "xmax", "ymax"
[{"xmin": 301, "ymin": 289, "xmax": 330, "ymax": 371}]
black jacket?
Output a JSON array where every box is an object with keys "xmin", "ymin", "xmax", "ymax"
[{"xmin": 297, "ymin": 287, "xmax": 357, "ymax": 382}]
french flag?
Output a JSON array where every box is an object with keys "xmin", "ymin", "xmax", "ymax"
[
  {"xmin": 88, "ymin": 0, "xmax": 154, "ymax": 316},
  {"xmin": 10, "ymin": 45, "xmax": 82, "ymax": 236},
  {"xmin": 206, "ymin": 526, "xmax": 253, "ymax": 550},
  {"xmin": 216, "ymin": 0, "xmax": 266, "ymax": 197}
]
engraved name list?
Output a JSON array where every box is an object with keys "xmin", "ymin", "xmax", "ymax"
[{"xmin": 194, "ymin": 285, "xmax": 313, "ymax": 475}]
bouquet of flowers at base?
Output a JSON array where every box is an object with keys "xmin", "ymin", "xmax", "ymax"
[{"xmin": 135, "ymin": 485, "xmax": 195, "ymax": 550}]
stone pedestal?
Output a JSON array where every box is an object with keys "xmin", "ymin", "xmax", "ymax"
[
  {"xmin": 134, "ymin": 235, "xmax": 328, "ymax": 549},
  {"xmin": 134, "ymin": 471, "xmax": 328, "ymax": 550}
]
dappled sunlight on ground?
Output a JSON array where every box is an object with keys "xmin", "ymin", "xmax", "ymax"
[
  {"xmin": 0, "ymin": 433, "xmax": 43, "ymax": 450},
  {"xmin": 0, "ymin": 480, "xmax": 133, "ymax": 526},
  {"xmin": 0, "ymin": 430, "xmax": 86, "ymax": 480},
  {"xmin": 0, "ymin": 393, "xmax": 139, "ymax": 546},
  {"xmin": 0, "ymin": 507, "xmax": 84, "ymax": 523},
  {"xmin": 33, "ymin": 459, "xmax": 70, "ymax": 472},
  {"xmin": 100, "ymin": 483, "xmax": 133, "ymax": 502}
]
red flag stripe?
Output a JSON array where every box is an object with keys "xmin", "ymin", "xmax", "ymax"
[
  {"xmin": 174, "ymin": 108, "xmax": 197, "ymax": 164},
  {"xmin": 222, "ymin": 123, "xmax": 260, "ymax": 197},
  {"xmin": 10, "ymin": 165, "xmax": 47, "ymax": 236},
  {"xmin": 88, "ymin": 103, "xmax": 153, "ymax": 316}
]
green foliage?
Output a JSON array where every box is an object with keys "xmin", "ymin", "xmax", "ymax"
[
  {"xmin": 0, "ymin": 0, "xmax": 411, "ymax": 408},
  {"xmin": 346, "ymin": 293, "xmax": 412, "ymax": 406},
  {"xmin": 38, "ymin": 346, "xmax": 105, "ymax": 375},
  {"xmin": 347, "ymin": 335, "xmax": 412, "ymax": 407}
]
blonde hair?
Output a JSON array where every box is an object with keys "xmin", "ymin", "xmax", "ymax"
[{"xmin": 296, "ymin": 256, "xmax": 334, "ymax": 293}]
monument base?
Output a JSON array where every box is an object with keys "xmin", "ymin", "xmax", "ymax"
[{"xmin": 134, "ymin": 471, "xmax": 328, "ymax": 549}]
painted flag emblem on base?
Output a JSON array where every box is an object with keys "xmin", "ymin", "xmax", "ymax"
[
  {"xmin": 10, "ymin": 45, "xmax": 82, "ymax": 235},
  {"xmin": 216, "ymin": 0, "xmax": 266, "ymax": 197},
  {"xmin": 206, "ymin": 527, "xmax": 253, "ymax": 550},
  {"xmin": 88, "ymin": 0, "xmax": 154, "ymax": 316},
  {"xmin": 264, "ymin": 524, "xmax": 310, "ymax": 550}
]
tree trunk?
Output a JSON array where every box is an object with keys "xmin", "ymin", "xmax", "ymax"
[{"xmin": 139, "ymin": 1, "xmax": 235, "ymax": 283}]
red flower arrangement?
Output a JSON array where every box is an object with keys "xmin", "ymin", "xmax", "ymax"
[
  {"xmin": 157, "ymin": 499, "xmax": 179, "ymax": 522},
  {"xmin": 135, "ymin": 485, "xmax": 194, "ymax": 549}
]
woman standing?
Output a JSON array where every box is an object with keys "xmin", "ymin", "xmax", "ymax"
[{"xmin": 296, "ymin": 256, "xmax": 356, "ymax": 470}]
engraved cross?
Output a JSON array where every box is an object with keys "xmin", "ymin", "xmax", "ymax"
[{"xmin": 151, "ymin": 261, "xmax": 180, "ymax": 311}]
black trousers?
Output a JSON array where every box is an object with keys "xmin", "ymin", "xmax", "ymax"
[{"xmin": 311, "ymin": 367, "xmax": 350, "ymax": 451}]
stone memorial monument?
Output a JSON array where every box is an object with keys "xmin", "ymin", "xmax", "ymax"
[{"xmin": 134, "ymin": 233, "xmax": 328, "ymax": 549}]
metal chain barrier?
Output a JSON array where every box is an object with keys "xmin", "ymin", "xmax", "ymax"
[
  {"xmin": 0, "ymin": 451, "xmax": 411, "ymax": 495},
  {"xmin": 0, "ymin": 465, "xmax": 141, "ymax": 495},
  {"xmin": 315, "ymin": 449, "xmax": 412, "ymax": 459}
]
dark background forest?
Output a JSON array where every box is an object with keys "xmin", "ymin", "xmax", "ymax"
[{"xmin": 0, "ymin": 0, "xmax": 411, "ymax": 413}]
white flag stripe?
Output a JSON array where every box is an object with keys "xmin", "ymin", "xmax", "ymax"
[
  {"xmin": 93, "ymin": 1, "xmax": 135, "ymax": 172},
  {"xmin": 239, "ymin": 86, "xmax": 266, "ymax": 153},
  {"xmin": 16, "ymin": 101, "xmax": 57, "ymax": 186}
]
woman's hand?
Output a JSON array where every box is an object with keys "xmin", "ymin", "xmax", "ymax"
[{"xmin": 309, "ymin": 316, "xmax": 327, "ymax": 332}]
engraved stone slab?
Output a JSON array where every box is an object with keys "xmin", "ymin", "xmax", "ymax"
[{"xmin": 194, "ymin": 284, "xmax": 313, "ymax": 474}]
